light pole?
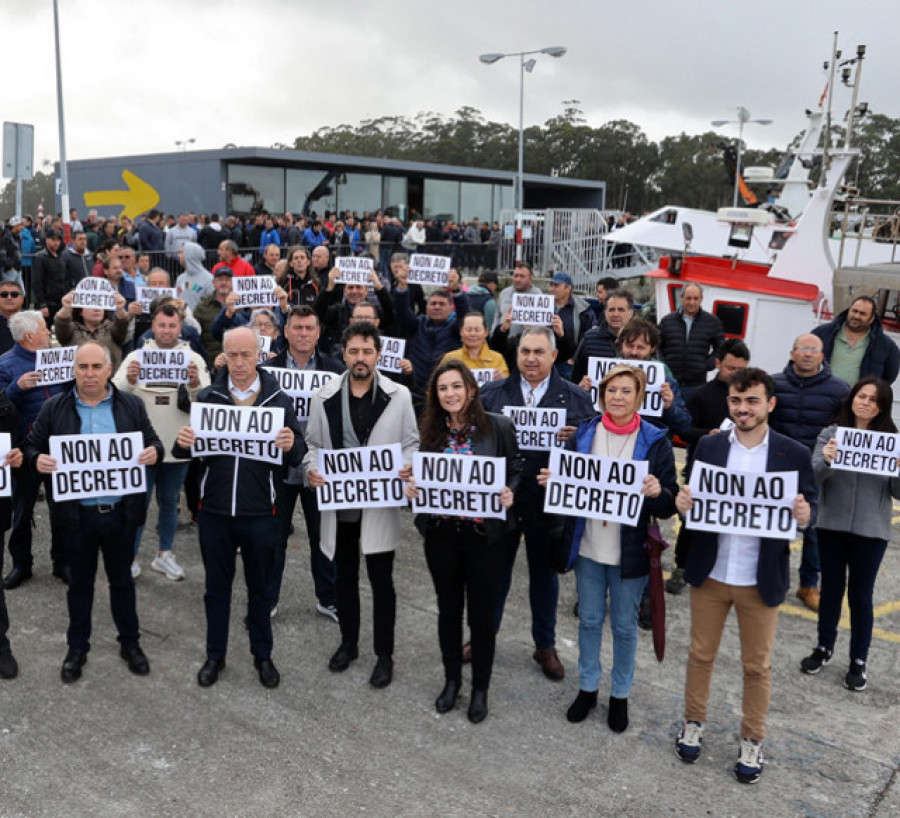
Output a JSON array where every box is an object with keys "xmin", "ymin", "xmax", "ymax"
[
  {"xmin": 711, "ymin": 107, "xmax": 772, "ymax": 207},
  {"xmin": 480, "ymin": 46, "xmax": 567, "ymax": 262},
  {"xmin": 52, "ymin": 0, "xmax": 70, "ymax": 232},
  {"xmin": 175, "ymin": 138, "xmax": 196, "ymax": 152}
]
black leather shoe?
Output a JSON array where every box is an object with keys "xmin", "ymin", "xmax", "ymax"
[
  {"xmin": 435, "ymin": 679, "xmax": 460, "ymax": 713},
  {"xmin": 566, "ymin": 689, "xmax": 598, "ymax": 723},
  {"xmin": 197, "ymin": 658, "xmax": 225, "ymax": 687},
  {"xmin": 60, "ymin": 649, "xmax": 87, "ymax": 683},
  {"xmin": 369, "ymin": 655, "xmax": 393, "ymax": 689},
  {"xmin": 468, "ymin": 689, "xmax": 488, "ymax": 724},
  {"xmin": 0, "ymin": 649, "xmax": 18, "ymax": 680},
  {"xmin": 328, "ymin": 643, "xmax": 358, "ymax": 673},
  {"xmin": 120, "ymin": 642, "xmax": 150, "ymax": 675},
  {"xmin": 254, "ymin": 657, "xmax": 280, "ymax": 689},
  {"xmin": 52, "ymin": 564, "xmax": 70, "ymax": 586},
  {"xmin": 3, "ymin": 566, "xmax": 33, "ymax": 590},
  {"xmin": 608, "ymin": 695, "xmax": 629, "ymax": 733}
]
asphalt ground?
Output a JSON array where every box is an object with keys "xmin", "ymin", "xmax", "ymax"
[{"xmin": 1, "ymin": 477, "xmax": 899, "ymax": 817}]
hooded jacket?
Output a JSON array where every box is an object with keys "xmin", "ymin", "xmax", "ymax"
[{"xmin": 176, "ymin": 242, "xmax": 214, "ymax": 310}]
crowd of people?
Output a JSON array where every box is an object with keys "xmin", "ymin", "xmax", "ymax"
[{"xmin": 0, "ymin": 204, "xmax": 898, "ymax": 788}]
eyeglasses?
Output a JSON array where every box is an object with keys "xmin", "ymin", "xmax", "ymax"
[
  {"xmin": 793, "ymin": 346, "xmax": 823, "ymax": 354},
  {"xmin": 0, "ymin": 291, "xmax": 22, "ymax": 299}
]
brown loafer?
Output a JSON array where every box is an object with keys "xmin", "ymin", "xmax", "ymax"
[
  {"xmin": 533, "ymin": 648, "xmax": 565, "ymax": 681},
  {"xmin": 796, "ymin": 586, "xmax": 820, "ymax": 613}
]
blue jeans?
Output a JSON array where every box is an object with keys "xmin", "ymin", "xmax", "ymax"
[
  {"xmin": 134, "ymin": 461, "xmax": 190, "ymax": 555},
  {"xmin": 798, "ymin": 526, "xmax": 821, "ymax": 589},
  {"xmin": 817, "ymin": 528, "xmax": 887, "ymax": 663},
  {"xmin": 494, "ymin": 480, "xmax": 558, "ymax": 650},
  {"xmin": 574, "ymin": 556, "xmax": 645, "ymax": 697}
]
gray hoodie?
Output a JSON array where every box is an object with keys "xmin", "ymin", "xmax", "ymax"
[{"xmin": 176, "ymin": 242, "xmax": 213, "ymax": 310}]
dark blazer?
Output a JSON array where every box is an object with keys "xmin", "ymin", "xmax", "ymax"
[
  {"xmin": 683, "ymin": 427, "xmax": 817, "ymax": 607},
  {"xmin": 414, "ymin": 412, "xmax": 523, "ymax": 545}
]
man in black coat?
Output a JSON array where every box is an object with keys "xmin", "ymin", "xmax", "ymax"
[
  {"xmin": 27, "ymin": 342, "xmax": 164, "ymax": 684},
  {"xmin": 657, "ymin": 283, "xmax": 725, "ymax": 398}
]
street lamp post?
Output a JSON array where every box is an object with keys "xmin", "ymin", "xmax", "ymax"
[
  {"xmin": 479, "ymin": 46, "xmax": 566, "ymax": 262},
  {"xmin": 711, "ymin": 107, "xmax": 772, "ymax": 207},
  {"xmin": 52, "ymin": 0, "xmax": 70, "ymax": 232},
  {"xmin": 175, "ymin": 138, "xmax": 196, "ymax": 152}
]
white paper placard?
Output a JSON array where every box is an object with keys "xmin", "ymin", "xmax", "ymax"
[
  {"xmin": 335, "ymin": 256, "xmax": 374, "ymax": 285},
  {"xmin": 135, "ymin": 286, "xmax": 176, "ymax": 314},
  {"xmin": 411, "ymin": 452, "xmax": 506, "ymax": 520},
  {"xmin": 586, "ymin": 357, "xmax": 665, "ymax": 418},
  {"xmin": 137, "ymin": 348, "xmax": 189, "ymax": 385},
  {"xmin": 316, "ymin": 443, "xmax": 407, "ymax": 510},
  {"xmin": 510, "ymin": 293, "xmax": 554, "ymax": 326},
  {"xmin": 501, "ymin": 406, "xmax": 566, "ymax": 451},
  {"xmin": 831, "ymin": 427, "xmax": 900, "ymax": 477},
  {"xmin": 377, "ymin": 337, "xmax": 406, "ymax": 373},
  {"xmin": 190, "ymin": 403, "xmax": 285, "ymax": 464},
  {"xmin": 49, "ymin": 432, "xmax": 146, "ymax": 501},
  {"xmin": 233, "ymin": 275, "xmax": 278, "ymax": 309},
  {"xmin": 36, "ymin": 346, "xmax": 76, "ymax": 385},
  {"xmin": 408, "ymin": 254, "xmax": 450, "ymax": 287},
  {"xmin": 263, "ymin": 367, "xmax": 338, "ymax": 423},
  {"xmin": 72, "ymin": 277, "xmax": 116, "ymax": 310}
]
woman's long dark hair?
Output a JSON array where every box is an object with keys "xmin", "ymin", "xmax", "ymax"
[
  {"xmin": 419, "ymin": 359, "xmax": 492, "ymax": 452},
  {"xmin": 833, "ymin": 376, "xmax": 897, "ymax": 432}
]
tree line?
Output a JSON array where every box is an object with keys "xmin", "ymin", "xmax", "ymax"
[{"xmin": 4, "ymin": 104, "xmax": 898, "ymax": 219}]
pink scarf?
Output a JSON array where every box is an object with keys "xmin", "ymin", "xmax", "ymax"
[{"xmin": 601, "ymin": 412, "xmax": 641, "ymax": 436}]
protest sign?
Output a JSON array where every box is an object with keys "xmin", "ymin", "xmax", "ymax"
[
  {"xmin": 510, "ymin": 293, "xmax": 554, "ymax": 326},
  {"xmin": 137, "ymin": 348, "xmax": 189, "ymax": 386},
  {"xmin": 135, "ymin": 286, "xmax": 176, "ymax": 314},
  {"xmin": 408, "ymin": 254, "xmax": 450, "ymax": 287},
  {"xmin": 0, "ymin": 433, "xmax": 12, "ymax": 498},
  {"xmin": 832, "ymin": 427, "xmax": 900, "ymax": 477},
  {"xmin": 471, "ymin": 368, "xmax": 498, "ymax": 388},
  {"xmin": 335, "ymin": 256, "xmax": 374, "ymax": 285},
  {"xmin": 586, "ymin": 357, "xmax": 665, "ymax": 418},
  {"xmin": 501, "ymin": 406, "xmax": 565, "ymax": 451},
  {"xmin": 686, "ymin": 462, "xmax": 798, "ymax": 539},
  {"xmin": 377, "ymin": 337, "xmax": 406, "ymax": 373},
  {"xmin": 36, "ymin": 346, "xmax": 76, "ymax": 385},
  {"xmin": 190, "ymin": 403, "xmax": 285, "ymax": 464},
  {"xmin": 316, "ymin": 443, "xmax": 407, "ymax": 510},
  {"xmin": 543, "ymin": 448, "xmax": 647, "ymax": 525},
  {"xmin": 49, "ymin": 432, "xmax": 145, "ymax": 502},
  {"xmin": 233, "ymin": 275, "xmax": 278, "ymax": 309},
  {"xmin": 257, "ymin": 334, "xmax": 272, "ymax": 363},
  {"xmin": 72, "ymin": 277, "xmax": 116, "ymax": 310},
  {"xmin": 263, "ymin": 367, "xmax": 338, "ymax": 422},
  {"xmin": 411, "ymin": 452, "xmax": 507, "ymax": 520}
]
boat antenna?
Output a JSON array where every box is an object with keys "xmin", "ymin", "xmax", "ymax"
[
  {"xmin": 842, "ymin": 44, "xmax": 866, "ymax": 149},
  {"xmin": 820, "ymin": 31, "xmax": 840, "ymax": 190}
]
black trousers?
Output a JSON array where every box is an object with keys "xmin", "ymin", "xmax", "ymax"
[
  {"xmin": 0, "ymin": 534, "xmax": 9, "ymax": 654},
  {"xmin": 334, "ymin": 519, "xmax": 395, "ymax": 658},
  {"xmin": 425, "ymin": 520, "xmax": 505, "ymax": 691},
  {"xmin": 9, "ymin": 469, "xmax": 66, "ymax": 571},
  {"xmin": 66, "ymin": 505, "xmax": 140, "ymax": 653}
]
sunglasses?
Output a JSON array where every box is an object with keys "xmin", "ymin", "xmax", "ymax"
[{"xmin": 0, "ymin": 291, "xmax": 22, "ymax": 298}]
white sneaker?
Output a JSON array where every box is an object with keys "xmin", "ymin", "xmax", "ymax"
[
  {"xmin": 151, "ymin": 552, "xmax": 185, "ymax": 581},
  {"xmin": 131, "ymin": 560, "xmax": 141, "ymax": 579},
  {"xmin": 316, "ymin": 602, "xmax": 339, "ymax": 623},
  {"xmin": 270, "ymin": 605, "xmax": 278, "ymax": 619}
]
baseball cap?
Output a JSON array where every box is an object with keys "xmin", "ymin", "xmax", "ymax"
[
  {"xmin": 8, "ymin": 216, "xmax": 23, "ymax": 227},
  {"xmin": 212, "ymin": 263, "xmax": 233, "ymax": 277},
  {"xmin": 550, "ymin": 272, "xmax": 573, "ymax": 286}
]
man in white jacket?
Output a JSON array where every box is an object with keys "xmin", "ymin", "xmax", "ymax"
[
  {"xmin": 114, "ymin": 302, "xmax": 210, "ymax": 579},
  {"xmin": 305, "ymin": 321, "xmax": 419, "ymax": 689}
]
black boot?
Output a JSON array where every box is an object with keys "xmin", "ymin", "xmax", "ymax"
[
  {"xmin": 435, "ymin": 679, "xmax": 461, "ymax": 713},
  {"xmin": 468, "ymin": 689, "xmax": 488, "ymax": 724},
  {"xmin": 608, "ymin": 696, "xmax": 629, "ymax": 733},
  {"xmin": 566, "ymin": 689, "xmax": 598, "ymax": 723}
]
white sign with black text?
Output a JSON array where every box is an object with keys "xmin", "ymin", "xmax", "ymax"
[
  {"xmin": 189, "ymin": 403, "xmax": 286, "ymax": 465},
  {"xmin": 502, "ymin": 406, "xmax": 565, "ymax": 451},
  {"xmin": 335, "ymin": 256, "xmax": 374, "ymax": 285},
  {"xmin": 0, "ymin": 433, "xmax": 13, "ymax": 497},
  {"xmin": 36, "ymin": 346, "xmax": 76, "ymax": 385},
  {"xmin": 137, "ymin": 348, "xmax": 189, "ymax": 386},
  {"xmin": 831, "ymin": 427, "xmax": 900, "ymax": 477},
  {"xmin": 135, "ymin": 286, "xmax": 176, "ymax": 314},
  {"xmin": 411, "ymin": 452, "xmax": 507, "ymax": 520},
  {"xmin": 408, "ymin": 254, "xmax": 450, "ymax": 287},
  {"xmin": 263, "ymin": 368, "xmax": 338, "ymax": 423},
  {"xmin": 316, "ymin": 443, "xmax": 407, "ymax": 511},
  {"xmin": 377, "ymin": 337, "xmax": 406, "ymax": 373},
  {"xmin": 233, "ymin": 275, "xmax": 278, "ymax": 309},
  {"xmin": 587, "ymin": 357, "xmax": 665, "ymax": 418},
  {"xmin": 49, "ymin": 432, "xmax": 146, "ymax": 502},
  {"xmin": 72, "ymin": 277, "xmax": 116, "ymax": 311},
  {"xmin": 510, "ymin": 293, "xmax": 554, "ymax": 326},
  {"xmin": 543, "ymin": 448, "xmax": 647, "ymax": 525},
  {"xmin": 686, "ymin": 462, "xmax": 798, "ymax": 539}
]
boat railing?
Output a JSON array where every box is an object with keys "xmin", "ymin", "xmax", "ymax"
[{"xmin": 834, "ymin": 196, "xmax": 900, "ymax": 268}]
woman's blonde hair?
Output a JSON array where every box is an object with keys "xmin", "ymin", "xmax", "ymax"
[{"xmin": 597, "ymin": 364, "xmax": 647, "ymax": 413}]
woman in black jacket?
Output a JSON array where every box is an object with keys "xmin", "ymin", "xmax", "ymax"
[
  {"xmin": 282, "ymin": 246, "xmax": 319, "ymax": 308},
  {"xmin": 407, "ymin": 359, "xmax": 522, "ymax": 723},
  {"xmin": 0, "ymin": 393, "xmax": 24, "ymax": 679}
]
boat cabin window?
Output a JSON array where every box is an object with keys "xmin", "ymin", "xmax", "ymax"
[
  {"xmin": 712, "ymin": 301, "xmax": 748, "ymax": 338},
  {"xmin": 651, "ymin": 209, "xmax": 679, "ymax": 225}
]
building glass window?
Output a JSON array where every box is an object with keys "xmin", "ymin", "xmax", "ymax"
[
  {"xmin": 492, "ymin": 183, "xmax": 514, "ymax": 222},
  {"xmin": 382, "ymin": 176, "xmax": 408, "ymax": 221},
  {"xmin": 460, "ymin": 182, "xmax": 493, "ymax": 223},
  {"xmin": 423, "ymin": 179, "xmax": 459, "ymax": 221},
  {"xmin": 227, "ymin": 164, "xmax": 284, "ymax": 216},
  {"xmin": 337, "ymin": 173, "xmax": 382, "ymax": 216},
  {"xmin": 286, "ymin": 168, "xmax": 338, "ymax": 218}
]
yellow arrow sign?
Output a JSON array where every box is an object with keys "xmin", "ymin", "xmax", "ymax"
[{"xmin": 83, "ymin": 170, "xmax": 160, "ymax": 221}]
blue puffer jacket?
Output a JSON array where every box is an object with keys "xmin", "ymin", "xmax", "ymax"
[
  {"xmin": 812, "ymin": 310, "xmax": 900, "ymax": 384},
  {"xmin": 560, "ymin": 416, "xmax": 678, "ymax": 577},
  {"xmin": 770, "ymin": 362, "xmax": 849, "ymax": 451},
  {"xmin": 0, "ymin": 344, "xmax": 68, "ymax": 433}
]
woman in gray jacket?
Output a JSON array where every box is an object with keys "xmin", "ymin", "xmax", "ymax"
[{"xmin": 802, "ymin": 376, "xmax": 900, "ymax": 691}]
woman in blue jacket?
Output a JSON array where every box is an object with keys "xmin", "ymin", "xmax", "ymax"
[{"xmin": 540, "ymin": 364, "xmax": 677, "ymax": 732}]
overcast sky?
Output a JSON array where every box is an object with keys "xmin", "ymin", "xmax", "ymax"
[{"xmin": 3, "ymin": 0, "xmax": 898, "ymax": 172}]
